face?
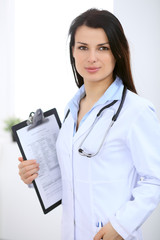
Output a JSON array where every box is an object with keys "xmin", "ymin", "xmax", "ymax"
[{"xmin": 72, "ymin": 25, "xmax": 116, "ymax": 85}]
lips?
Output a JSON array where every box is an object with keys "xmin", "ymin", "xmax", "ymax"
[{"xmin": 85, "ymin": 67, "xmax": 100, "ymax": 73}]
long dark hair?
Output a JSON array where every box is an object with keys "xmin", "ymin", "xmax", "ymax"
[{"xmin": 68, "ymin": 8, "xmax": 137, "ymax": 93}]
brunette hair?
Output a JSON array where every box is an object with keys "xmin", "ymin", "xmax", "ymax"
[{"xmin": 68, "ymin": 8, "xmax": 137, "ymax": 93}]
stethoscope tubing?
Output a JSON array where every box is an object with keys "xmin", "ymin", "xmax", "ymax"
[
  {"xmin": 78, "ymin": 120, "xmax": 115, "ymax": 157},
  {"xmin": 78, "ymin": 86, "xmax": 127, "ymax": 158}
]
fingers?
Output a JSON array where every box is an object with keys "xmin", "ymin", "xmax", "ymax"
[
  {"xmin": 94, "ymin": 228, "xmax": 104, "ymax": 240},
  {"xmin": 94, "ymin": 222, "xmax": 123, "ymax": 240},
  {"xmin": 22, "ymin": 172, "xmax": 38, "ymax": 185},
  {"xmin": 18, "ymin": 157, "xmax": 23, "ymax": 162},
  {"xmin": 18, "ymin": 158, "xmax": 39, "ymax": 185}
]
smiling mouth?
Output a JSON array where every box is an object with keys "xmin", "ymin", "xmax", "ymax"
[{"xmin": 85, "ymin": 67, "xmax": 100, "ymax": 73}]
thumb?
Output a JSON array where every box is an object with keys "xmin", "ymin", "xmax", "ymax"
[{"xmin": 18, "ymin": 157, "xmax": 23, "ymax": 162}]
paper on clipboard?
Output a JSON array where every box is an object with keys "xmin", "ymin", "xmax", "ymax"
[{"xmin": 12, "ymin": 108, "xmax": 62, "ymax": 214}]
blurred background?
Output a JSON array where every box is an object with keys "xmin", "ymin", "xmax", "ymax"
[{"xmin": 0, "ymin": 0, "xmax": 160, "ymax": 239}]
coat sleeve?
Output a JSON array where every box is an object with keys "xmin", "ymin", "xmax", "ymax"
[{"xmin": 109, "ymin": 104, "xmax": 160, "ymax": 239}]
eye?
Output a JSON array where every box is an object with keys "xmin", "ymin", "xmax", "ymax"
[
  {"xmin": 78, "ymin": 46, "xmax": 88, "ymax": 50},
  {"xmin": 99, "ymin": 46, "xmax": 109, "ymax": 51}
]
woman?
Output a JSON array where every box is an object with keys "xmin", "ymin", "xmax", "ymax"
[{"xmin": 18, "ymin": 9, "xmax": 160, "ymax": 240}]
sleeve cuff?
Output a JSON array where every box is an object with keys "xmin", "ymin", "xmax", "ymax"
[
  {"xmin": 109, "ymin": 215, "xmax": 130, "ymax": 239},
  {"xmin": 28, "ymin": 183, "xmax": 34, "ymax": 188}
]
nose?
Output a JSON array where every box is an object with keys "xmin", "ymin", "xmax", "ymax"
[{"xmin": 87, "ymin": 50, "xmax": 97, "ymax": 63}]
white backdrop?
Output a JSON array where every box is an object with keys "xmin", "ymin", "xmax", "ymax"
[
  {"xmin": 14, "ymin": 0, "xmax": 113, "ymax": 121},
  {"xmin": 0, "ymin": 0, "xmax": 14, "ymax": 134}
]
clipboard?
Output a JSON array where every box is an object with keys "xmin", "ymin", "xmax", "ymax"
[{"xmin": 12, "ymin": 108, "xmax": 62, "ymax": 214}]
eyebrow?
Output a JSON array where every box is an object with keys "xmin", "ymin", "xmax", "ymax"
[{"xmin": 76, "ymin": 41, "xmax": 109, "ymax": 46}]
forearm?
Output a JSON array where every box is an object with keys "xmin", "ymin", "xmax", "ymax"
[{"xmin": 109, "ymin": 179, "xmax": 160, "ymax": 239}]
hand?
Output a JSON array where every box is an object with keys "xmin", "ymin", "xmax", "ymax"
[
  {"xmin": 94, "ymin": 222, "xmax": 124, "ymax": 240},
  {"xmin": 18, "ymin": 157, "xmax": 39, "ymax": 184}
]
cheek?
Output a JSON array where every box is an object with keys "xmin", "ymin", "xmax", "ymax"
[
  {"xmin": 73, "ymin": 56, "xmax": 84, "ymax": 76},
  {"xmin": 74, "ymin": 53, "xmax": 84, "ymax": 63},
  {"xmin": 74, "ymin": 54, "xmax": 85, "ymax": 70}
]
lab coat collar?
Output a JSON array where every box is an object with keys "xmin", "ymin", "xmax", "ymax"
[
  {"xmin": 68, "ymin": 77, "xmax": 124, "ymax": 143},
  {"xmin": 97, "ymin": 77, "xmax": 124, "ymax": 103},
  {"xmin": 68, "ymin": 76, "xmax": 124, "ymax": 123}
]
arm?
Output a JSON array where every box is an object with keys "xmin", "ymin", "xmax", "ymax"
[
  {"xmin": 95, "ymin": 105, "xmax": 160, "ymax": 240},
  {"xmin": 109, "ymin": 106, "xmax": 160, "ymax": 239}
]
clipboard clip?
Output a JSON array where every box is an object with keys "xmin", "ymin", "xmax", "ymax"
[{"xmin": 27, "ymin": 109, "xmax": 47, "ymax": 130}]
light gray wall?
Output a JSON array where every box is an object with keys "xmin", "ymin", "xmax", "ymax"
[
  {"xmin": 113, "ymin": 1, "xmax": 160, "ymax": 239},
  {"xmin": 114, "ymin": 0, "xmax": 160, "ymax": 118}
]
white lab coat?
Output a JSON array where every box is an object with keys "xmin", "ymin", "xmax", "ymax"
[{"xmin": 56, "ymin": 82, "xmax": 160, "ymax": 240}]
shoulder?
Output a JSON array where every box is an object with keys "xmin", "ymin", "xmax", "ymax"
[
  {"xmin": 119, "ymin": 90, "xmax": 160, "ymax": 147},
  {"xmin": 125, "ymin": 90, "xmax": 155, "ymax": 113},
  {"xmin": 120, "ymin": 89, "xmax": 159, "ymax": 127}
]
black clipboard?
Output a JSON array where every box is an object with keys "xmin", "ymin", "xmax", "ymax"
[{"xmin": 12, "ymin": 108, "xmax": 62, "ymax": 214}]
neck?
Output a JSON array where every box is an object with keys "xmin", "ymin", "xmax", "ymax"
[{"xmin": 83, "ymin": 79, "xmax": 114, "ymax": 105}]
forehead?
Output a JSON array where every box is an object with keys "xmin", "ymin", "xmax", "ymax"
[{"xmin": 74, "ymin": 25, "xmax": 109, "ymax": 44}]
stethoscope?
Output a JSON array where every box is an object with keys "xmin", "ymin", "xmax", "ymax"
[{"xmin": 78, "ymin": 86, "xmax": 127, "ymax": 158}]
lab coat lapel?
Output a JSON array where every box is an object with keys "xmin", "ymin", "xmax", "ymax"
[
  {"xmin": 73, "ymin": 109, "xmax": 98, "ymax": 144},
  {"xmin": 61, "ymin": 113, "xmax": 75, "ymax": 154},
  {"xmin": 72, "ymin": 105, "xmax": 115, "ymax": 145}
]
